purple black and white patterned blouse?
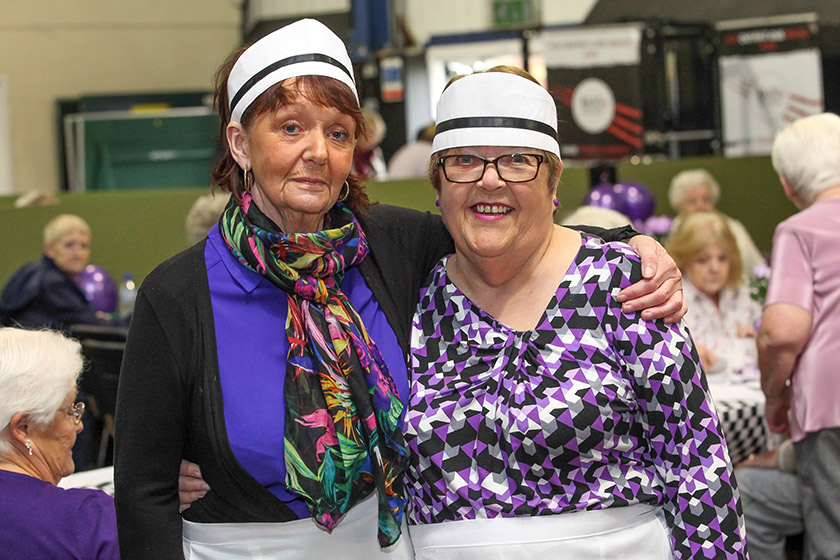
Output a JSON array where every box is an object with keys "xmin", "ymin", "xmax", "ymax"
[{"xmin": 405, "ymin": 235, "xmax": 747, "ymax": 559}]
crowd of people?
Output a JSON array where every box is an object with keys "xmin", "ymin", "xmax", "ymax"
[
  {"xmin": 1, "ymin": 14, "xmax": 838, "ymax": 560},
  {"xmin": 667, "ymin": 168, "xmax": 767, "ymax": 279}
]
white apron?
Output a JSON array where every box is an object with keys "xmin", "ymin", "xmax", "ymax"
[
  {"xmin": 408, "ymin": 505, "xmax": 673, "ymax": 560},
  {"xmin": 182, "ymin": 495, "xmax": 414, "ymax": 559}
]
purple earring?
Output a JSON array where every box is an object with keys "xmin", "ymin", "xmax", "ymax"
[
  {"xmin": 553, "ymin": 199, "xmax": 559, "ymax": 208},
  {"xmin": 435, "ymin": 199, "xmax": 440, "ymax": 207}
]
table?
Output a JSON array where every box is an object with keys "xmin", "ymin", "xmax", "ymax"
[
  {"xmin": 59, "ymin": 465, "xmax": 114, "ymax": 496},
  {"xmin": 707, "ymin": 375, "xmax": 773, "ymax": 465}
]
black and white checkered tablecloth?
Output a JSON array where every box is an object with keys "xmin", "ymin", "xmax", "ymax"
[{"xmin": 715, "ymin": 399, "xmax": 768, "ymax": 465}]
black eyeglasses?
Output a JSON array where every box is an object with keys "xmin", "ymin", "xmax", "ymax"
[{"xmin": 438, "ymin": 153, "xmax": 545, "ymax": 183}]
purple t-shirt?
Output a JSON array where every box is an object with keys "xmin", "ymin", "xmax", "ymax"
[
  {"xmin": 765, "ymin": 197, "xmax": 840, "ymax": 441},
  {"xmin": 0, "ymin": 469, "xmax": 119, "ymax": 559},
  {"xmin": 205, "ymin": 224, "xmax": 409, "ymax": 518}
]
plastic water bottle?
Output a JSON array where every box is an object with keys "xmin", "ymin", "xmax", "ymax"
[{"xmin": 118, "ymin": 273, "xmax": 137, "ymax": 319}]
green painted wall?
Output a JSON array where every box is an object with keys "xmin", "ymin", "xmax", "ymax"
[
  {"xmin": 614, "ymin": 154, "xmax": 791, "ymax": 257},
  {"xmin": 0, "ymin": 188, "xmax": 209, "ymax": 289},
  {"xmin": 0, "ymin": 155, "xmax": 795, "ymax": 290}
]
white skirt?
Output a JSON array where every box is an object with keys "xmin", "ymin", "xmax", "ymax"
[
  {"xmin": 182, "ymin": 495, "xmax": 414, "ymax": 559},
  {"xmin": 408, "ymin": 505, "xmax": 673, "ymax": 560}
]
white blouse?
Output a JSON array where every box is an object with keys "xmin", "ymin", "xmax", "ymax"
[{"xmin": 682, "ymin": 279, "xmax": 762, "ymax": 376}]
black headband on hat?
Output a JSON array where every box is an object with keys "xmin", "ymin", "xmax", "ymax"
[
  {"xmin": 230, "ymin": 53, "xmax": 355, "ymax": 116},
  {"xmin": 435, "ymin": 116, "xmax": 558, "ymax": 142}
]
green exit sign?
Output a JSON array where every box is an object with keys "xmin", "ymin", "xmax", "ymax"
[{"xmin": 492, "ymin": 0, "xmax": 539, "ymax": 29}]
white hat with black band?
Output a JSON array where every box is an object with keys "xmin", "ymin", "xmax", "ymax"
[
  {"xmin": 432, "ymin": 72, "xmax": 561, "ymax": 159},
  {"xmin": 227, "ymin": 18, "xmax": 358, "ymax": 123}
]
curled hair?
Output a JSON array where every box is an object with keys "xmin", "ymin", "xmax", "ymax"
[
  {"xmin": 771, "ymin": 112, "xmax": 840, "ymax": 206},
  {"xmin": 185, "ymin": 192, "xmax": 229, "ymax": 245},
  {"xmin": 210, "ymin": 46, "xmax": 372, "ymax": 217},
  {"xmin": 666, "ymin": 211, "xmax": 742, "ymax": 289}
]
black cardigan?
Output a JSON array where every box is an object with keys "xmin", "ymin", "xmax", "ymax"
[
  {"xmin": 114, "ymin": 205, "xmax": 452, "ymax": 558},
  {"xmin": 113, "ymin": 204, "xmax": 629, "ymax": 559}
]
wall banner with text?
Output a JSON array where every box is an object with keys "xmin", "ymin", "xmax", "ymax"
[
  {"xmin": 541, "ymin": 25, "xmax": 644, "ymax": 161},
  {"xmin": 718, "ymin": 20, "xmax": 824, "ymax": 157}
]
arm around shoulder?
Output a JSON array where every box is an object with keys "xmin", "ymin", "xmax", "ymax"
[
  {"xmin": 619, "ymin": 234, "xmax": 686, "ymax": 323},
  {"xmin": 365, "ymin": 204, "xmax": 454, "ymax": 273}
]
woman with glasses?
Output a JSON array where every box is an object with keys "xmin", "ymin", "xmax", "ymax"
[
  {"xmin": 0, "ymin": 327, "xmax": 119, "ymax": 559},
  {"xmin": 404, "ymin": 67, "xmax": 746, "ymax": 559}
]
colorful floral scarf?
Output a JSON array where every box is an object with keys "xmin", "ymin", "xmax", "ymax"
[{"xmin": 219, "ymin": 193, "xmax": 407, "ymax": 546}]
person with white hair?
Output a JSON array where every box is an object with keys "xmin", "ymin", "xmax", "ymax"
[
  {"xmin": 758, "ymin": 112, "xmax": 840, "ymax": 560},
  {"xmin": 560, "ymin": 205, "xmax": 632, "ymax": 229},
  {"xmin": 668, "ymin": 168, "xmax": 766, "ymax": 278},
  {"xmin": 0, "ymin": 327, "xmax": 119, "ymax": 559}
]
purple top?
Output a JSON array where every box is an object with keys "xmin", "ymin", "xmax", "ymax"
[
  {"xmin": 0, "ymin": 469, "xmax": 119, "ymax": 559},
  {"xmin": 205, "ymin": 224, "xmax": 409, "ymax": 518},
  {"xmin": 766, "ymin": 197, "xmax": 840, "ymax": 441},
  {"xmin": 405, "ymin": 236, "xmax": 747, "ymax": 559}
]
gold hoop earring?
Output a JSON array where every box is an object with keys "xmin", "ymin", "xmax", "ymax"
[
  {"xmin": 338, "ymin": 180, "xmax": 350, "ymax": 202},
  {"xmin": 243, "ymin": 169, "xmax": 253, "ymax": 192}
]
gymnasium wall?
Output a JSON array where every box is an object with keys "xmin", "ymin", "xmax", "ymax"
[{"xmin": 0, "ymin": 154, "xmax": 792, "ymax": 289}]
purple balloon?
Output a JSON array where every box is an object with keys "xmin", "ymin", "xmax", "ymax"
[
  {"xmin": 643, "ymin": 215, "xmax": 675, "ymax": 236},
  {"xmin": 75, "ymin": 264, "xmax": 118, "ymax": 313},
  {"xmin": 611, "ymin": 182, "xmax": 656, "ymax": 222},
  {"xmin": 584, "ymin": 183, "xmax": 627, "ymax": 213}
]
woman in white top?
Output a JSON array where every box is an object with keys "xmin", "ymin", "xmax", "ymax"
[{"xmin": 667, "ymin": 211, "xmax": 762, "ymax": 374}]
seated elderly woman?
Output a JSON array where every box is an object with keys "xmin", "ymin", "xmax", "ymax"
[
  {"xmin": 666, "ymin": 211, "xmax": 762, "ymax": 374},
  {"xmin": 0, "ymin": 327, "xmax": 119, "ymax": 559},
  {"xmin": 668, "ymin": 169, "xmax": 766, "ymax": 277},
  {"xmin": 404, "ymin": 67, "xmax": 746, "ymax": 559},
  {"xmin": 0, "ymin": 214, "xmax": 124, "ymax": 331},
  {"xmin": 1, "ymin": 214, "xmax": 126, "ymax": 472}
]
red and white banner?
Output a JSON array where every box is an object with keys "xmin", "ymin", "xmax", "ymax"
[
  {"xmin": 541, "ymin": 25, "xmax": 644, "ymax": 161},
  {"xmin": 718, "ymin": 20, "xmax": 824, "ymax": 157}
]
